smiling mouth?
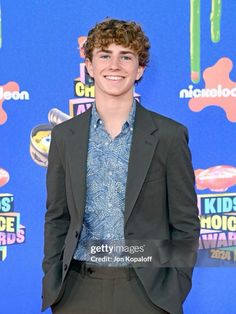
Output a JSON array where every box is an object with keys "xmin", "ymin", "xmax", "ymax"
[{"xmin": 104, "ymin": 75, "xmax": 125, "ymax": 81}]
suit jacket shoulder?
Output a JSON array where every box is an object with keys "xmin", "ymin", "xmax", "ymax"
[
  {"xmin": 51, "ymin": 107, "xmax": 92, "ymax": 140},
  {"xmin": 147, "ymin": 107, "xmax": 187, "ymax": 131},
  {"xmin": 140, "ymin": 105, "xmax": 189, "ymax": 148}
]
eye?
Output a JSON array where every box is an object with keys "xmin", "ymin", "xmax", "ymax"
[
  {"xmin": 100, "ymin": 54, "xmax": 110, "ymax": 59},
  {"xmin": 41, "ymin": 135, "xmax": 51, "ymax": 148},
  {"xmin": 121, "ymin": 55, "xmax": 132, "ymax": 61}
]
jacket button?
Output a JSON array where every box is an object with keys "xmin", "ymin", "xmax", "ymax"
[
  {"xmin": 75, "ymin": 231, "xmax": 79, "ymax": 238},
  {"xmin": 64, "ymin": 264, "xmax": 68, "ymax": 271}
]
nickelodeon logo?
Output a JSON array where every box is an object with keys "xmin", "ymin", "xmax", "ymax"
[
  {"xmin": 0, "ymin": 86, "xmax": 29, "ymax": 101},
  {"xmin": 180, "ymin": 85, "xmax": 236, "ymax": 98},
  {"xmin": 180, "ymin": 57, "xmax": 236, "ymax": 122},
  {"xmin": 0, "ymin": 81, "xmax": 30, "ymax": 125}
]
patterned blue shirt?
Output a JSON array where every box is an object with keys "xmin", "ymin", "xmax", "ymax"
[{"xmin": 73, "ymin": 100, "xmax": 136, "ymax": 262}]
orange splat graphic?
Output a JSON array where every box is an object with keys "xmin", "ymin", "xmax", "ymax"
[
  {"xmin": 189, "ymin": 58, "xmax": 236, "ymax": 122},
  {"xmin": 78, "ymin": 36, "xmax": 87, "ymax": 58},
  {"xmin": 0, "ymin": 81, "xmax": 20, "ymax": 125},
  {"xmin": 0, "ymin": 168, "xmax": 10, "ymax": 187}
]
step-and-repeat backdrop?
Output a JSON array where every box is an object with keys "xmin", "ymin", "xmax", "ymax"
[{"xmin": 1, "ymin": 1, "xmax": 236, "ymax": 313}]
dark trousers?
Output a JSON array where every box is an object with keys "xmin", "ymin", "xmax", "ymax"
[{"xmin": 51, "ymin": 260, "xmax": 169, "ymax": 314}]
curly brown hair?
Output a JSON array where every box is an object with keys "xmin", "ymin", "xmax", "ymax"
[{"xmin": 83, "ymin": 18, "xmax": 150, "ymax": 67}]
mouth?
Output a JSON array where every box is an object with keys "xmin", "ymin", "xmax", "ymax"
[{"xmin": 104, "ymin": 75, "xmax": 125, "ymax": 81}]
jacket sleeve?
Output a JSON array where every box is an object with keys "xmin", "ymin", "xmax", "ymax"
[
  {"xmin": 42, "ymin": 127, "xmax": 70, "ymax": 274},
  {"xmin": 166, "ymin": 125, "xmax": 200, "ymax": 301}
]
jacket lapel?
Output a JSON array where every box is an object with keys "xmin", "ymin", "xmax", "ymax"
[
  {"xmin": 67, "ymin": 107, "xmax": 92, "ymax": 223},
  {"xmin": 124, "ymin": 103, "xmax": 159, "ymax": 226}
]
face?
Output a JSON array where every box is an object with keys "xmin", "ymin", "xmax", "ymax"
[{"xmin": 85, "ymin": 44, "xmax": 145, "ymax": 99}]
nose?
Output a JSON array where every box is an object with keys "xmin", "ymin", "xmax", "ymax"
[{"xmin": 109, "ymin": 56, "xmax": 120, "ymax": 70}]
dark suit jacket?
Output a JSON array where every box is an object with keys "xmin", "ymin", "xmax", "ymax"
[{"xmin": 42, "ymin": 101, "xmax": 200, "ymax": 314}]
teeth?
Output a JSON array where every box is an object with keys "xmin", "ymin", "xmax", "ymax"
[{"xmin": 105, "ymin": 76, "xmax": 123, "ymax": 80}]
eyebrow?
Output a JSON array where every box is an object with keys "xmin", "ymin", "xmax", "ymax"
[{"xmin": 96, "ymin": 49, "xmax": 135, "ymax": 55}]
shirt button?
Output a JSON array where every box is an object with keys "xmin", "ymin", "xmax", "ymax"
[
  {"xmin": 93, "ymin": 124, "xmax": 96, "ymax": 129},
  {"xmin": 108, "ymin": 203, "xmax": 112, "ymax": 208},
  {"xmin": 130, "ymin": 127, "xmax": 133, "ymax": 131},
  {"xmin": 109, "ymin": 171, "xmax": 112, "ymax": 176},
  {"xmin": 105, "ymin": 142, "xmax": 109, "ymax": 146},
  {"xmin": 99, "ymin": 120, "xmax": 102, "ymax": 124}
]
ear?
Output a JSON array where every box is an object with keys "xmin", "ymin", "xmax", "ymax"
[
  {"xmin": 85, "ymin": 58, "xmax": 94, "ymax": 78},
  {"xmin": 135, "ymin": 65, "xmax": 145, "ymax": 81}
]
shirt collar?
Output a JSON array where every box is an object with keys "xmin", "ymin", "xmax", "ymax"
[
  {"xmin": 91, "ymin": 102, "xmax": 101, "ymax": 129},
  {"xmin": 91, "ymin": 99, "xmax": 136, "ymax": 130}
]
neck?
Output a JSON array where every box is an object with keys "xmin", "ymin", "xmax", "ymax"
[
  {"xmin": 94, "ymin": 92, "xmax": 134, "ymax": 139},
  {"xmin": 95, "ymin": 93, "xmax": 134, "ymax": 125}
]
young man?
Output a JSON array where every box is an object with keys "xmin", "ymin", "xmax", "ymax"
[{"xmin": 42, "ymin": 19, "xmax": 200, "ymax": 314}]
